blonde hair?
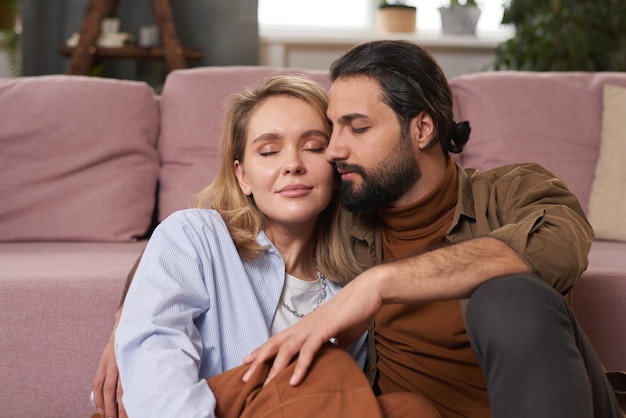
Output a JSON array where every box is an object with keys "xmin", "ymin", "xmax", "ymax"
[{"xmin": 194, "ymin": 75, "xmax": 363, "ymax": 284}]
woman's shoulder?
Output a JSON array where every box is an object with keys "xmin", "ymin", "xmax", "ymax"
[
  {"xmin": 158, "ymin": 209, "xmax": 229, "ymax": 235},
  {"xmin": 163, "ymin": 208, "xmax": 223, "ymax": 223}
]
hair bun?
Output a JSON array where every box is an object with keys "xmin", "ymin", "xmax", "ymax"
[{"xmin": 447, "ymin": 121, "xmax": 471, "ymax": 154}]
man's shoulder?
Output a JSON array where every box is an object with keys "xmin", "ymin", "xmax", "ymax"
[{"xmin": 462, "ymin": 162, "xmax": 559, "ymax": 183}]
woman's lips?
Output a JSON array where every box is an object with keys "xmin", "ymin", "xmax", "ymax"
[{"xmin": 278, "ymin": 184, "xmax": 313, "ymax": 197}]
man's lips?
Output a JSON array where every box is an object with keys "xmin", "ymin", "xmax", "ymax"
[{"xmin": 336, "ymin": 168, "xmax": 359, "ymax": 181}]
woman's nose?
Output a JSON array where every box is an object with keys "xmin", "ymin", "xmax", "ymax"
[{"xmin": 283, "ymin": 151, "xmax": 305, "ymax": 174}]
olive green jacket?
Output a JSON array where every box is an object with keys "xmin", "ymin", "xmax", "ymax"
[{"xmin": 351, "ymin": 162, "xmax": 594, "ymax": 384}]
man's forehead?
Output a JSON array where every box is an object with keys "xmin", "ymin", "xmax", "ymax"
[
  {"xmin": 327, "ymin": 75, "xmax": 385, "ymax": 118},
  {"xmin": 329, "ymin": 74, "xmax": 380, "ymax": 93}
]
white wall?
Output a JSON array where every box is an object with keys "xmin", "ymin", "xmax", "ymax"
[
  {"xmin": 260, "ymin": 30, "xmax": 508, "ymax": 79},
  {"xmin": 0, "ymin": 49, "xmax": 10, "ymax": 77}
]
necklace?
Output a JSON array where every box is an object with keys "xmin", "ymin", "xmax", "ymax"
[{"xmin": 279, "ymin": 267, "xmax": 328, "ymax": 319}]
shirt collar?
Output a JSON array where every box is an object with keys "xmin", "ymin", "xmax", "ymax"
[{"xmin": 448, "ymin": 163, "xmax": 477, "ymax": 234}]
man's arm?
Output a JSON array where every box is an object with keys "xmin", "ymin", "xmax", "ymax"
[
  {"xmin": 119, "ymin": 254, "xmax": 141, "ymax": 309},
  {"xmin": 92, "ymin": 254, "xmax": 141, "ymax": 418},
  {"xmin": 242, "ymin": 236, "xmax": 528, "ymax": 386}
]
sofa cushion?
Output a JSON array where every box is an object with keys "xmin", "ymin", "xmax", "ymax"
[
  {"xmin": 588, "ymin": 84, "xmax": 626, "ymax": 241},
  {"xmin": 157, "ymin": 66, "xmax": 331, "ymax": 221},
  {"xmin": 0, "ymin": 76, "xmax": 159, "ymax": 242},
  {"xmin": 450, "ymin": 71, "xmax": 626, "ymax": 214}
]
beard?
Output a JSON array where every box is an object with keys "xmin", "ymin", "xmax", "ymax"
[{"xmin": 338, "ymin": 130, "xmax": 421, "ymax": 213}]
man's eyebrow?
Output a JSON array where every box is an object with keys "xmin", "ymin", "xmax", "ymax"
[{"xmin": 336, "ymin": 113, "xmax": 368, "ymax": 124}]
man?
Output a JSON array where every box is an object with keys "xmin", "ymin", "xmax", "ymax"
[
  {"xmin": 241, "ymin": 40, "xmax": 621, "ymax": 417},
  {"xmin": 93, "ymin": 40, "xmax": 621, "ymax": 418}
]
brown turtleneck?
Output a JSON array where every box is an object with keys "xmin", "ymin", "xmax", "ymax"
[{"xmin": 375, "ymin": 161, "xmax": 490, "ymax": 418}]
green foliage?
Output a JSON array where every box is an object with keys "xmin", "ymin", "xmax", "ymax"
[
  {"xmin": 0, "ymin": 0, "xmax": 20, "ymax": 76},
  {"xmin": 380, "ymin": 0, "xmax": 409, "ymax": 6},
  {"xmin": 493, "ymin": 0, "xmax": 626, "ymax": 71},
  {"xmin": 449, "ymin": 0, "xmax": 478, "ymax": 6}
]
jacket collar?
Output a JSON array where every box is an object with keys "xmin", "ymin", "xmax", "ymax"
[{"xmin": 348, "ymin": 162, "xmax": 479, "ymax": 243}]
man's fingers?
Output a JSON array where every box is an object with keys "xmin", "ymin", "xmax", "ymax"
[
  {"xmin": 241, "ymin": 341, "xmax": 279, "ymax": 382},
  {"xmin": 241, "ymin": 349, "xmax": 259, "ymax": 365},
  {"xmin": 289, "ymin": 349, "xmax": 314, "ymax": 386},
  {"xmin": 103, "ymin": 377, "xmax": 119, "ymax": 418},
  {"xmin": 92, "ymin": 373, "xmax": 105, "ymax": 416},
  {"xmin": 241, "ymin": 361, "xmax": 259, "ymax": 383},
  {"xmin": 263, "ymin": 347, "xmax": 297, "ymax": 386},
  {"xmin": 117, "ymin": 377, "xmax": 128, "ymax": 418},
  {"xmin": 116, "ymin": 376, "xmax": 126, "ymax": 418}
]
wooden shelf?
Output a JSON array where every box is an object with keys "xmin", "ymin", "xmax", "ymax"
[
  {"xmin": 60, "ymin": 45, "xmax": 203, "ymax": 61},
  {"xmin": 64, "ymin": 0, "xmax": 202, "ymax": 75}
]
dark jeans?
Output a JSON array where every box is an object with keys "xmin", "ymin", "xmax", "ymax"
[{"xmin": 466, "ymin": 273, "xmax": 622, "ymax": 418}]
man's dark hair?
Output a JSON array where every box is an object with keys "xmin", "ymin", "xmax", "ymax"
[{"xmin": 330, "ymin": 40, "xmax": 470, "ymax": 154}]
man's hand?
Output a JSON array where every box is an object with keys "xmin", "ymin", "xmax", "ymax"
[
  {"xmin": 92, "ymin": 310, "xmax": 127, "ymax": 418},
  {"xmin": 242, "ymin": 268, "xmax": 384, "ymax": 387},
  {"xmin": 241, "ymin": 237, "xmax": 529, "ymax": 388}
]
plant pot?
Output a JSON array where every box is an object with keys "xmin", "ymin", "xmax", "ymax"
[
  {"xmin": 378, "ymin": 5, "xmax": 417, "ymax": 33},
  {"xmin": 439, "ymin": 6, "xmax": 481, "ymax": 35},
  {"xmin": 101, "ymin": 17, "xmax": 121, "ymax": 34}
]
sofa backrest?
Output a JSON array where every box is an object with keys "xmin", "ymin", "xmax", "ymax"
[
  {"xmin": 0, "ymin": 75, "xmax": 160, "ymax": 242},
  {"xmin": 450, "ymin": 71, "xmax": 626, "ymax": 214},
  {"xmin": 157, "ymin": 66, "xmax": 331, "ymax": 221}
]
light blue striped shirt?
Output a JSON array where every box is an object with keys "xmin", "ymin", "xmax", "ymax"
[{"xmin": 115, "ymin": 209, "xmax": 367, "ymax": 418}]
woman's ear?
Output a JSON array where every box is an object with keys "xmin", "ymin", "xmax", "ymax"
[
  {"xmin": 234, "ymin": 160, "xmax": 252, "ymax": 196},
  {"xmin": 411, "ymin": 111, "xmax": 435, "ymax": 150}
]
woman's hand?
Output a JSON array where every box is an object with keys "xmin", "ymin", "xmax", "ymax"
[{"xmin": 92, "ymin": 309, "xmax": 127, "ymax": 418}]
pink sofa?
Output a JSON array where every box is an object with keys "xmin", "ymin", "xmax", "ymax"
[{"xmin": 1, "ymin": 68, "xmax": 624, "ymax": 416}]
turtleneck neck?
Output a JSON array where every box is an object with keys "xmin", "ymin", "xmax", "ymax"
[{"xmin": 378, "ymin": 159, "xmax": 458, "ymax": 261}]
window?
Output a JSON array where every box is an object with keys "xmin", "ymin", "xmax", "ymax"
[
  {"xmin": 259, "ymin": 0, "xmax": 512, "ymax": 35},
  {"xmin": 259, "ymin": 0, "xmax": 370, "ymax": 29}
]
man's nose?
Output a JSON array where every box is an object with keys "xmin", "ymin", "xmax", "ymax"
[{"xmin": 326, "ymin": 130, "xmax": 348, "ymax": 162}]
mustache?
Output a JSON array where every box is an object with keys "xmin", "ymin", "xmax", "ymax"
[{"xmin": 334, "ymin": 162, "xmax": 367, "ymax": 178}]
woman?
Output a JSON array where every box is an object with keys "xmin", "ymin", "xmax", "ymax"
[{"xmin": 112, "ymin": 75, "xmax": 374, "ymax": 417}]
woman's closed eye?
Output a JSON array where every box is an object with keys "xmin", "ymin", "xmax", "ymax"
[
  {"xmin": 258, "ymin": 145, "xmax": 280, "ymax": 157},
  {"xmin": 303, "ymin": 145, "xmax": 326, "ymax": 153}
]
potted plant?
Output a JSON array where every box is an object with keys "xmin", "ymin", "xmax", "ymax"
[
  {"xmin": 439, "ymin": 0, "xmax": 481, "ymax": 36},
  {"xmin": 492, "ymin": 0, "xmax": 626, "ymax": 71},
  {"xmin": 378, "ymin": 1, "xmax": 417, "ymax": 34},
  {"xmin": 101, "ymin": 11, "xmax": 121, "ymax": 35},
  {"xmin": 0, "ymin": 0, "xmax": 20, "ymax": 76}
]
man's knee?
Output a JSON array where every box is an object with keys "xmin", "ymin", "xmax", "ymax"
[{"xmin": 465, "ymin": 273, "xmax": 569, "ymax": 357}]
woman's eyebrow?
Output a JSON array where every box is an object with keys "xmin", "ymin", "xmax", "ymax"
[
  {"xmin": 301, "ymin": 129, "xmax": 329, "ymax": 140},
  {"xmin": 251, "ymin": 132, "xmax": 281, "ymax": 143}
]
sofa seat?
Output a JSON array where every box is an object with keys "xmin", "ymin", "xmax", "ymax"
[
  {"xmin": 573, "ymin": 240, "xmax": 626, "ymax": 373},
  {"xmin": 0, "ymin": 241, "xmax": 146, "ymax": 417}
]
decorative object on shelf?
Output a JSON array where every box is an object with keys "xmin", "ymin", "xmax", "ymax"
[
  {"xmin": 61, "ymin": 0, "xmax": 202, "ymax": 76},
  {"xmin": 492, "ymin": 0, "xmax": 626, "ymax": 71},
  {"xmin": 377, "ymin": 0, "xmax": 417, "ymax": 34},
  {"xmin": 65, "ymin": 32, "xmax": 135, "ymax": 49},
  {"xmin": 439, "ymin": 0, "xmax": 481, "ymax": 36},
  {"xmin": 100, "ymin": 11, "xmax": 120, "ymax": 34},
  {"xmin": 0, "ymin": 0, "xmax": 20, "ymax": 76},
  {"xmin": 65, "ymin": 8, "xmax": 134, "ymax": 50},
  {"xmin": 138, "ymin": 24, "xmax": 159, "ymax": 48}
]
